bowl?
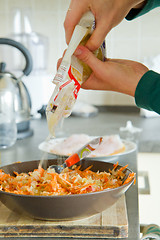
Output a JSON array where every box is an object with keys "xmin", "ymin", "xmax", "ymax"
[{"xmin": 0, "ymin": 159, "xmax": 134, "ymax": 220}]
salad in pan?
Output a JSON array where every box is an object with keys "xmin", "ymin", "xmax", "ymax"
[{"xmin": 0, "ymin": 162, "xmax": 135, "ymax": 196}]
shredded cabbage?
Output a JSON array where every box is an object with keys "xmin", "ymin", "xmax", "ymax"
[{"xmin": 0, "ymin": 162, "xmax": 135, "ymax": 196}]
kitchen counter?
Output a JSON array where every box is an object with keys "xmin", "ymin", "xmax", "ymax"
[{"xmin": 1, "ymin": 109, "xmax": 156, "ymax": 240}]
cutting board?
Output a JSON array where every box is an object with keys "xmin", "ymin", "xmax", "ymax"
[{"xmin": 0, "ymin": 195, "xmax": 128, "ymax": 239}]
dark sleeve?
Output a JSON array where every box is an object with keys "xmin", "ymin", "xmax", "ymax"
[
  {"xmin": 135, "ymin": 70, "xmax": 160, "ymax": 114},
  {"xmin": 126, "ymin": 0, "xmax": 160, "ymax": 20}
]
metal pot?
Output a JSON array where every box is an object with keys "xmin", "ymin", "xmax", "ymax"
[
  {"xmin": 0, "ymin": 159, "xmax": 134, "ymax": 220},
  {"xmin": 0, "ymin": 38, "xmax": 33, "ymax": 137}
]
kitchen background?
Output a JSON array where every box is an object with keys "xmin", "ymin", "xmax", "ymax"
[
  {"xmin": 0, "ymin": 0, "xmax": 160, "ymax": 115},
  {"xmin": 0, "ymin": 0, "xmax": 160, "ymax": 231}
]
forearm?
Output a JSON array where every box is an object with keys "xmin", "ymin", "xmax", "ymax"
[
  {"xmin": 126, "ymin": 0, "xmax": 160, "ymax": 20},
  {"xmin": 135, "ymin": 71, "xmax": 160, "ymax": 114}
]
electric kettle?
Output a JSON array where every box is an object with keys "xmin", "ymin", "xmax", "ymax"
[{"xmin": 0, "ymin": 38, "xmax": 33, "ymax": 138}]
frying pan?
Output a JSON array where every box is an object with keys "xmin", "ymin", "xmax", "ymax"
[{"xmin": 0, "ymin": 159, "xmax": 134, "ymax": 221}]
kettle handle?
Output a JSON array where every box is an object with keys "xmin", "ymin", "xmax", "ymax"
[{"xmin": 0, "ymin": 38, "xmax": 32, "ymax": 76}]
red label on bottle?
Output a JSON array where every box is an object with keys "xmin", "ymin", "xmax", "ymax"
[
  {"xmin": 54, "ymin": 65, "xmax": 81, "ymax": 102},
  {"xmin": 68, "ymin": 66, "xmax": 81, "ymax": 99}
]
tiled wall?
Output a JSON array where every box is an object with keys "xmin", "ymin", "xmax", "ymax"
[{"xmin": 0, "ymin": 0, "xmax": 160, "ymax": 106}]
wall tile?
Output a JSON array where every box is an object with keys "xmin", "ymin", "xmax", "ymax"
[
  {"xmin": 141, "ymin": 39, "xmax": 160, "ymax": 60},
  {"xmin": 5, "ymin": 0, "xmax": 33, "ymax": 12},
  {"xmin": 112, "ymin": 18, "xmax": 141, "ymax": 41},
  {"xmin": 0, "ymin": 12, "xmax": 9, "ymax": 36},
  {"xmin": 32, "ymin": 0, "xmax": 70, "ymax": 12},
  {"xmin": 107, "ymin": 38, "xmax": 140, "ymax": 60},
  {"xmin": 0, "ymin": 0, "xmax": 8, "ymax": 12},
  {"xmin": 140, "ymin": 10, "xmax": 160, "ymax": 40},
  {"xmin": 33, "ymin": 10, "xmax": 67, "ymax": 73},
  {"xmin": 78, "ymin": 90, "xmax": 135, "ymax": 106}
]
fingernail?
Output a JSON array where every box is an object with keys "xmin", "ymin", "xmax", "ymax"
[{"xmin": 74, "ymin": 48, "xmax": 82, "ymax": 56}]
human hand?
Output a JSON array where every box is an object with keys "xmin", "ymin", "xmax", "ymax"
[
  {"xmin": 64, "ymin": 0, "xmax": 146, "ymax": 51},
  {"xmin": 72, "ymin": 45, "xmax": 148, "ymax": 97}
]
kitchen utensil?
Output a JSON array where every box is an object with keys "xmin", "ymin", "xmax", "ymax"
[
  {"xmin": 0, "ymin": 159, "xmax": 135, "ymax": 220},
  {"xmin": 49, "ymin": 136, "xmax": 103, "ymax": 173},
  {"xmin": 0, "ymin": 38, "xmax": 33, "ymax": 138}
]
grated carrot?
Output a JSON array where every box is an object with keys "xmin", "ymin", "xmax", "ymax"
[{"xmin": 0, "ymin": 162, "xmax": 136, "ymax": 196}]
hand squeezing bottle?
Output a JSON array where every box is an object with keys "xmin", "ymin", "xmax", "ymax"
[{"xmin": 46, "ymin": 12, "xmax": 105, "ymax": 137}]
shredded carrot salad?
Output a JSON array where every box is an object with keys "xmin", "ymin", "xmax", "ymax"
[{"xmin": 0, "ymin": 162, "xmax": 136, "ymax": 196}]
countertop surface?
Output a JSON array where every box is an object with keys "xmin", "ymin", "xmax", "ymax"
[{"xmin": 1, "ymin": 109, "xmax": 159, "ymax": 240}]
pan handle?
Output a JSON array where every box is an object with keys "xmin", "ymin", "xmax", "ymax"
[{"xmin": 0, "ymin": 38, "xmax": 33, "ymax": 76}]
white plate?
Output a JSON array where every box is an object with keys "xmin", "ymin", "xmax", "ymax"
[{"xmin": 38, "ymin": 137, "xmax": 137, "ymax": 160}]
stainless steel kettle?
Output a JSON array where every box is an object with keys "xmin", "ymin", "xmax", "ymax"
[{"xmin": 0, "ymin": 38, "xmax": 33, "ymax": 138}]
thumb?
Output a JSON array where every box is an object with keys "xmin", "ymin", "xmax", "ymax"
[{"xmin": 74, "ymin": 45, "xmax": 103, "ymax": 72}]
